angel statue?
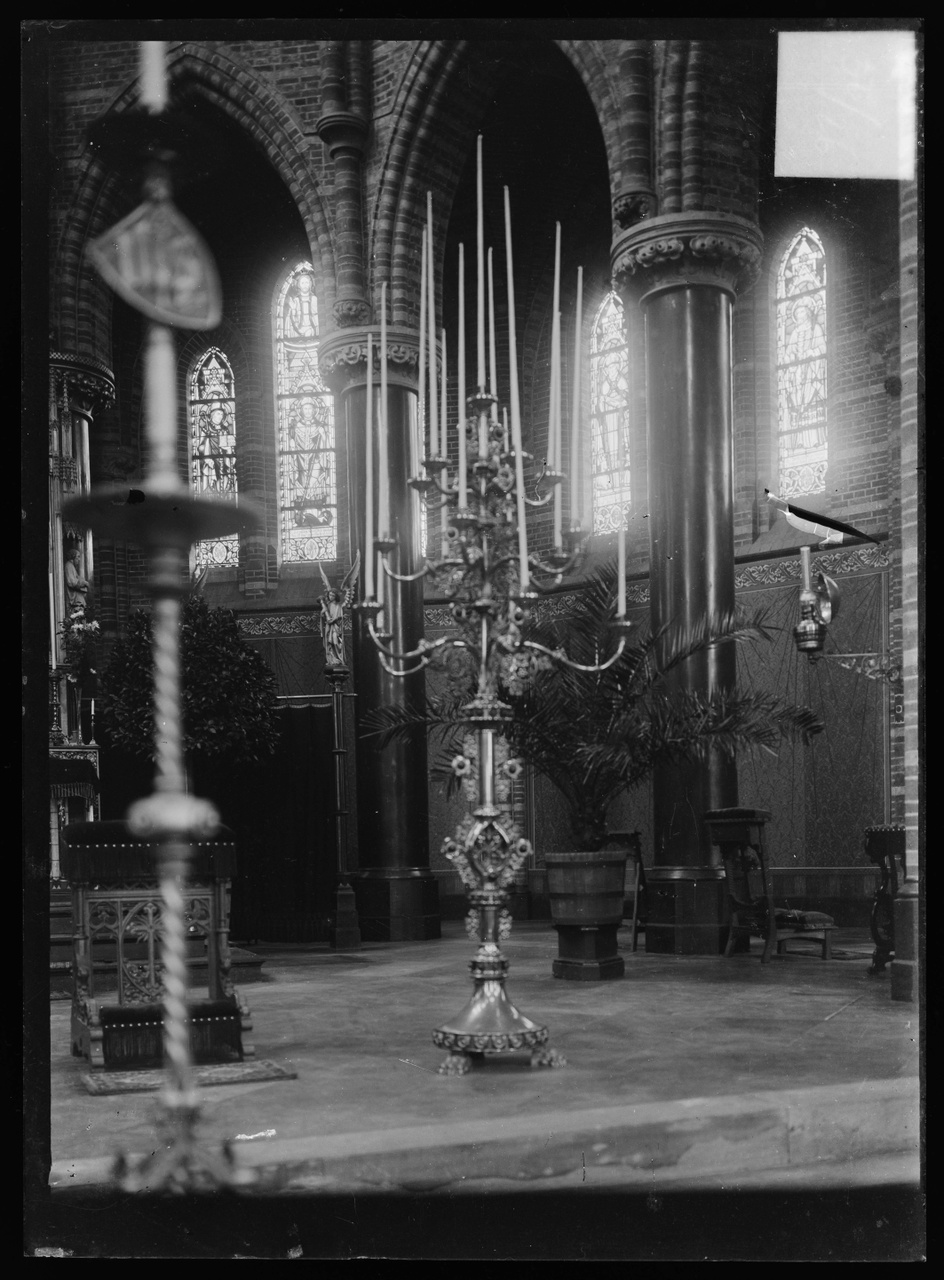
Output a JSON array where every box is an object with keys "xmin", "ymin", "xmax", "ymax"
[{"xmin": 318, "ymin": 553, "xmax": 360, "ymax": 670}]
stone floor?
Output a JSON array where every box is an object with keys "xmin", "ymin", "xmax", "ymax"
[{"xmin": 34, "ymin": 920, "xmax": 924, "ymax": 1260}]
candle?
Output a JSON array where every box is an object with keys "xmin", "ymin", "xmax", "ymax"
[
  {"xmin": 457, "ymin": 244, "xmax": 467, "ymax": 508},
  {"xmin": 504, "ymin": 186, "xmax": 529, "ymax": 591},
  {"xmin": 617, "ymin": 392, "xmax": 627, "ymax": 616},
  {"xmin": 426, "ymin": 193, "xmax": 438, "ymax": 459},
  {"xmin": 550, "ymin": 222, "xmax": 561, "ymax": 477},
  {"xmin": 365, "ymin": 332, "xmax": 374, "ymax": 598},
  {"xmin": 570, "ymin": 266, "xmax": 583, "ymax": 530},
  {"xmin": 476, "ymin": 134, "xmax": 486, "ymax": 391},
  {"xmin": 503, "ymin": 406, "xmax": 510, "ymax": 455},
  {"xmin": 49, "ymin": 572, "xmax": 57, "ymax": 669},
  {"xmin": 487, "ymin": 247, "xmax": 498, "ymax": 433},
  {"xmin": 139, "ymin": 41, "xmax": 168, "ymax": 114},
  {"xmin": 419, "ymin": 227, "xmax": 427, "ymax": 460},
  {"xmin": 551, "ymin": 308, "xmax": 562, "ymax": 549},
  {"xmin": 440, "ymin": 327, "xmax": 449, "ymax": 553},
  {"xmin": 379, "ymin": 283, "xmax": 389, "ymax": 538}
]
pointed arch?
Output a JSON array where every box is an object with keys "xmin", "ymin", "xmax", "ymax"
[{"xmin": 53, "ymin": 41, "xmax": 336, "ymax": 360}]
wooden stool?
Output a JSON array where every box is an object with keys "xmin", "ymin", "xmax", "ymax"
[{"xmin": 703, "ymin": 808, "xmax": 776, "ymax": 963}]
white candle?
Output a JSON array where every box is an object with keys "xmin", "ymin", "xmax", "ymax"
[
  {"xmin": 570, "ymin": 266, "xmax": 583, "ymax": 530},
  {"xmin": 440, "ymin": 327, "xmax": 449, "ymax": 553},
  {"xmin": 418, "ymin": 226, "xmax": 427, "ymax": 460},
  {"xmin": 426, "ymin": 193, "xmax": 438, "ymax": 459},
  {"xmin": 139, "ymin": 41, "xmax": 168, "ymax": 114},
  {"xmin": 550, "ymin": 222, "xmax": 561, "ymax": 476},
  {"xmin": 49, "ymin": 572, "xmax": 57, "ymax": 669},
  {"xmin": 551, "ymin": 308, "xmax": 562, "ymax": 549},
  {"xmin": 365, "ymin": 332, "xmax": 374, "ymax": 598},
  {"xmin": 379, "ymin": 284, "xmax": 390, "ymax": 538},
  {"xmin": 617, "ymin": 397, "xmax": 627, "ymax": 616},
  {"xmin": 503, "ymin": 406, "xmax": 510, "ymax": 455},
  {"xmin": 457, "ymin": 244, "xmax": 467, "ymax": 508},
  {"xmin": 476, "ymin": 134, "xmax": 486, "ymax": 390},
  {"xmin": 504, "ymin": 187, "xmax": 529, "ymax": 591},
  {"xmin": 487, "ymin": 247, "xmax": 499, "ymax": 435}
]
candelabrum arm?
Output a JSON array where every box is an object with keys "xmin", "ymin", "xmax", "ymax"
[
  {"xmin": 367, "ymin": 624, "xmax": 468, "ymax": 676},
  {"xmin": 382, "ymin": 553, "xmax": 466, "ymax": 584},
  {"xmin": 521, "ymin": 631, "xmax": 628, "ymax": 673}
]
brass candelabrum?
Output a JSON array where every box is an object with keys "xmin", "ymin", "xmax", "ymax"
[{"xmin": 359, "ymin": 387, "xmax": 631, "ymax": 1075}]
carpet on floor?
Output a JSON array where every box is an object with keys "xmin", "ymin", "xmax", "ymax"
[{"xmin": 80, "ymin": 1059, "xmax": 297, "ymax": 1096}]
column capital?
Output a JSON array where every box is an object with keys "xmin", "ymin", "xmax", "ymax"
[
  {"xmin": 315, "ymin": 109, "xmax": 369, "ymax": 158},
  {"xmin": 319, "ymin": 325, "xmax": 433, "ymax": 396},
  {"xmin": 50, "ymin": 351, "xmax": 116, "ymax": 416},
  {"xmin": 612, "ymin": 211, "xmax": 764, "ymax": 305}
]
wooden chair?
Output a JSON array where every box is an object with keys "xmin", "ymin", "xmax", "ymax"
[
  {"xmin": 603, "ymin": 830, "xmax": 647, "ymax": 952},
  {"xmin": 703, "ymin": 809, "xmax": 777, "ymax": 963}
]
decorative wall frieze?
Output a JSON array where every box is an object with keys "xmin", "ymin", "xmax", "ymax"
[
  {"xmin": 237, "ymin": 612, "xmax": 353, "ymax": 637},
  {"xmin": 424, "ymin": 546, "xmax": 888, "ymax": 631},
  {"xmin": 735, "ymin": 544, "xmax": 890, "ymax": 589},
  {"xmin": 318, "ymin": 325, "xmax": 428, "ymax": 394},
  {"xmin": 613, "ymin": 189, "xmax": 658, "ymax": 230},
  {"xmin": 612, "ymin": 212, "xmax": 764, "ymax": 303}
]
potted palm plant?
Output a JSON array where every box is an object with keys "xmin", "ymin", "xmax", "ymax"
[{"xmin": 364, "ymin": 564, "xmax": 824, "ymax": 978}]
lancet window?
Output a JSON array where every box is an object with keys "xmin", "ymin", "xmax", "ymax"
[
  {"xmin": 776, "ymin": 227, "xmax": 828, "ymax": 497},
  {"xmin": 589, "ymin": 291, "xmax": 631, "ymax": 535},
  {"xmin": 275, "ymin": 263, "xmax": 337, "ymax": 562},
  {"xmin": 189, "ymin": 347, "xmax": 239, "ymax": 568}
]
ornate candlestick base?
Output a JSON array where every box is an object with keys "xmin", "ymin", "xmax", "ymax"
[{"xmin": 433, "ymin": 938, "xmax": 565, "ymax": 1075}]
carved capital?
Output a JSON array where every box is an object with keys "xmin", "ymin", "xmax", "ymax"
[
  {"xmin": 318, "ymin": 325, "xmax": 433, "ymax": 395},
  {"xmin": 332, "ymin": 297, "xmax": 372, "ymax": 328},
  {"xmin": 613, "ymin": 189, "xmax": 658, "ymax": 230},
  {"xmin": 315, "ymin": 109, "xmax": 369, "ymax": 157},
  {"xmin": 50, "ymin": 351, "xmax": 116, "ymax": 416},
  {"xmin": 612, "ymin": 212, "xmax": 764, "ymax": 303}
]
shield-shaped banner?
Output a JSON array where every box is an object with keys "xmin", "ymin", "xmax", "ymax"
[{"xmin": 87, "ymin": 199, "xmax": 222, "ymax": 330}]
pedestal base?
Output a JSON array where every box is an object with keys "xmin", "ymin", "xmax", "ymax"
[
  {"xmin": 433, "ymin": 973, "xmax": 565, "ymax": 1074},
  {"xmin": 644, "ymin": 867, "xmax": 728, "ymax": 955},
  {"xmin": 552, "ymin": 923, "xmax": 625, "ymax": 980},
  {"xmin": 352, "ymin": 868, "xmax": 441, "ymax": 941},
  {"xmin": 891, "ymin": 891, "xmax": 920, "ymax": 1002},
  {"xmin": 329, "ymin": 880, "xmax": 361, "ymax": 950}
]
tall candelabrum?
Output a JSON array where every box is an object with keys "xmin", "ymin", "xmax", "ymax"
[
  {"xmin": 358, "ymin": 144, "xmax": 632, "ymax": 1075},
  {"xmin": 64, "ymin": 41, "xmax": 256, "ymax": 1190}
]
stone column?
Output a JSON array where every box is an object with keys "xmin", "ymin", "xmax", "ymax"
[
  {"xmin": 613, "ymin": 212, "xmax": 763, "ymax": 954},
  {"xmin": 320, "ymin": 329, "xmax": 440, "ymax": 940}
]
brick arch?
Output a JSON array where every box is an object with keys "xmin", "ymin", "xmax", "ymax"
[
  {"xmin": 379, "ymin": 40, "xmax": 615, "ymax": 329},
  {"xmin": 555, "ymin": 40, "xmax": 626, "ymax": 201},
  {"xmin": 53, "ymin": 42, "xmax": 335, "ymax": 366}
]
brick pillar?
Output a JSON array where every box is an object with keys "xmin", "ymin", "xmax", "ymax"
[
  {"xmin": 614, "ymin": 212, "xmax": 763, "ymax": 954},
  {"xmin": 320, "ymin": 328, "xmax": 440, "ymax": 941},
  {"xmin": 891, "ymin": 173, "xmax": 922, "ymax": 1003}
]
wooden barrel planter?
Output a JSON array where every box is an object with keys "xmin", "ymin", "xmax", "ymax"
[{"xmin": 546, "ymin": 849, "xmax": 628, "ymax": 980}]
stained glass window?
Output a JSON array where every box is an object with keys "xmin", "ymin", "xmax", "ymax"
[
  {"xmin": 275, "ymin": 263, "xmax": 336, "ymax": 562},
  {"xmin": 776, "ymin": 228, "xmax": 827, "ymax": 497},
  {"xmin": 590, "ymin": 292, "xmax": 631, "ymax": 535},
  {"xmin": 189, "ymin": 347, "xmax": 239, "ymax": 568}
]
